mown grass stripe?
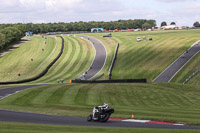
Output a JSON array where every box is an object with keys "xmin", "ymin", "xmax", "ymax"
[
  {"xmin": 46, "ymin": 87, "xmax": 69, "ymax": 104},
  {"xmin": 46, "ymin": 37, "xmax": 80, "ymax": 82},
  {"xmin": 10, "ymin": 87, "xmax": 47, "ymax": 106},
  {"xmin": 52, "ymin": 37, "xmax": 83, "ymax": 80},
  {"xmin": 36, "ymin": 37, "xmax": 72, "ymax": 83},
  {"xmin": 31, "ymin": 86, "xmax": 59, "ymax": 105}
]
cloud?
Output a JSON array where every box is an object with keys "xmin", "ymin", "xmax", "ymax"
[
  {"xmin": 155, "ymin": 0, "xmax": 195, "ymax": 2},
  {"xmin": 0, "ymin": 0, "xmax": 199, "ymax": 26}
]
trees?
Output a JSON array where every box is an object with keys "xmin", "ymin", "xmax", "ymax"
[
  {"xmin": 170, "ymin": 22, "xmax": 176, "ymax": 25},
  {"xmin": 147, "ymin": 20, "xmax": 156, "ymax": 27},
  {"xmin": 0, "ymin": 26, "xmax": 23, "ymax": 51},
  {"xmin": 161, "ymin": 21, "xmax": 167, "ymax": 27},
  {"xmin": 0, "ymin": 19, "xmax": 157, "ymax": 34},
  {"xmin": 0, "ymin": 33, "xmax": 6, "ymax": 50},
  {"xmin": 142, "ymin": 22, "xmax": 151, "ymax": 30},
  {"xmin": 193, "ymin": 22, "xmax": 200, "ymax": 27}
]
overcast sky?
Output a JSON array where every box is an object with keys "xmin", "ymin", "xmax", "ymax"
[{"xmin": 0, "ymin": 0, "xmax": 199, "ymax": 26}]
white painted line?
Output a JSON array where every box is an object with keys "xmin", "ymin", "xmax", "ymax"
[
  {"xmin": 0, "ymin": 90, "xmax": 22, "ymax": 100},
  {"xmin": 122, "ymin": 119, "xmax": 150, "ymax": 123},
  {"xmin": 173, "ymin": 124, "xmax": 184, "ymax": 126}
]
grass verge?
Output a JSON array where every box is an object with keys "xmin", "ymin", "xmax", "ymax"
[{"xmin": 0, "ymin": 121, "xmax": 199, "ymax": 133}]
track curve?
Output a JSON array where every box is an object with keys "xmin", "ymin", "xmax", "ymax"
[
  {"xmin": 0, "ymin": 109, "xmax": 200, "ymax": 129},
  {"xmin": 76, "ymin": 35, "xmax": 107, "ymax": 80}
]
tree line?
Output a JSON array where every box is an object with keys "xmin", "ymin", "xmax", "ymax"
[
  {"xmin": 0, "ymin": 24, "xmax": 26, "ymax": 51},
  {"xmin": 0, "ymin": 19, "xmax": 156, "ymax": 51}
]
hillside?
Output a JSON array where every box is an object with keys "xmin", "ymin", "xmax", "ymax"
[{"xmin": 84, "ymin": 30, "xmax": 200, "ymax": 84}]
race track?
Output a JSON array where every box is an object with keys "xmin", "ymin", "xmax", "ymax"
[
  {"xmin": 0, "ymin": 85, "xmax": 46, "ymax": 100},
  {"xmin": 1, "ymin": 36, "xmax": 200, "ymax": 129},
  {"xmin": 154, "ymin": 41, "xmax": 200, "ymax": 82},
  {"xmin": 77, "ymin": 35, "xmax": 107, "ymax": 80},
  {"xmin": 0, "ymin": 109, "xmax": 200, "ymax": 129}
]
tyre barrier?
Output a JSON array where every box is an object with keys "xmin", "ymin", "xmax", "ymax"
[
  {"xmin": 108, "ymin": 43, "xmax": 119, "ymax": 80},
  {"xmin": 0, "ymin": 36, "xmax": 64, "ymax": 85},
  {"xmin": 71, "ymin": 79, "xmax": 147, "ymax": 83}
]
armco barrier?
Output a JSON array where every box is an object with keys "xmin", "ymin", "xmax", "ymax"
[
  {"xmin": 183, "ymin": 69, "xmax": 200, "ymax": 84},
  {"xmin": 108, "ymin": 43, "xmax": 119, "ymax": 80},
  {"xmin": 0, "ymin": 36, "xmax": 64, "ymax": 85},
  {"xmin": 71, "ymin": 79, "xmax": 147, "ymax": 83}
]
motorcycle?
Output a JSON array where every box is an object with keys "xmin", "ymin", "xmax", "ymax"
[{"xmin": 87, "ymin": 106, "xmax": 114, "ymax": 122}]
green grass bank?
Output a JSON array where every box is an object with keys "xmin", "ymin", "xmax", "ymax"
[{"xmin": 0, "ymin": 83, "xmax": 200, "ymax": 125}]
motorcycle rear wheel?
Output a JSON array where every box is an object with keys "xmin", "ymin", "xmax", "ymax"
[{"xmin": 100, "ymin": 113, "xmax": 110, "ymax": 122}]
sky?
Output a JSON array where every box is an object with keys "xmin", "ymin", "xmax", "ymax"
[{"xmin": 0, "ymin": 0, "xmax": 199, "ymax": 26}]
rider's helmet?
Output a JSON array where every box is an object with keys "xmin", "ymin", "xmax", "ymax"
[{"xmin": 104, "ymin": 103, "xmax": 108, "ymax": 108}]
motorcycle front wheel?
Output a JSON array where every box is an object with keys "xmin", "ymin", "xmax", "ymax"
[{"xmin": 87, "ymin": 114, "xmax": 93, "ymax": 121}]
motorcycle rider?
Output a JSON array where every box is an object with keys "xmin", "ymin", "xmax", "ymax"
[
  {"xmin": 93, "ymin": 103, "xmax": 109, "ymax": 119},
  {"xmin": 98, "ymin": 103, "xmax": 109, "ymax": 110}
]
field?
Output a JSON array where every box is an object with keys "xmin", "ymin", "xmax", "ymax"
[
  {"xmin": 84, "ymin": 30, "xmax": 200, "ymax": 84},
  {"xmin": 0, "ymin": 36, "xmax": 59, "ymax": 82},
  {"xmin": 1, "ymin": 30, "xmax": 200, "ymax": 131},
  {"xmin": 0, "ymin": 83, "xmax": 200, "ymax": 125},
  {"xmin": 1, "ymin": 30, "xmax": 200, "ymax": 84}
]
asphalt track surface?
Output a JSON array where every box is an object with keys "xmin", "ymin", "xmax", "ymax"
[
  {"xmin": 0, "ymin": 109, "xmax": 200, "ymax": 129},
  {"xmin": 154, "ymin": 41, "xmax": 200, "ymax": 82},
  {"xmin": 0, "ymin": 85, "xmax": 46, "ymax": 100},
  {"xmin": 76, "ymin": 35, "xmax": 107, "ymax": 80},
  {"xmin": 0, "ymin": 85, "xmax": 200, "ymax": 129}
]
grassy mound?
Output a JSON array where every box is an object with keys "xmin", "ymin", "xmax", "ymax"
[
  {"xmin": 0, "ymin": 83, "xmax": 200, "ymax": 125},
  {"xmin": 0, "ymin": 36, "xmax": 59, "ymax": 82}
]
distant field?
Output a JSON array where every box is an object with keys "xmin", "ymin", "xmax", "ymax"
[
  {"xmin": 1, "ymin": 30, "xmax": 200, "ymax": 83},
  {"xmin": 1, "ymin": 83, "xmax": 200, "ymax": 125},
  {"xmin": 0, "ymin": 36, "xmax": 59, "ymax": 82},
  {"xmin": 85, "ymin": 30, "xmax": 200, "ymax": 82},
  {"xmin": 0, "ymin": 35, "xmax": 94, "ymax": 83},
  {"xmin": 0, "ymin": 121, "xmax": 199, "ymax": 133}
]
